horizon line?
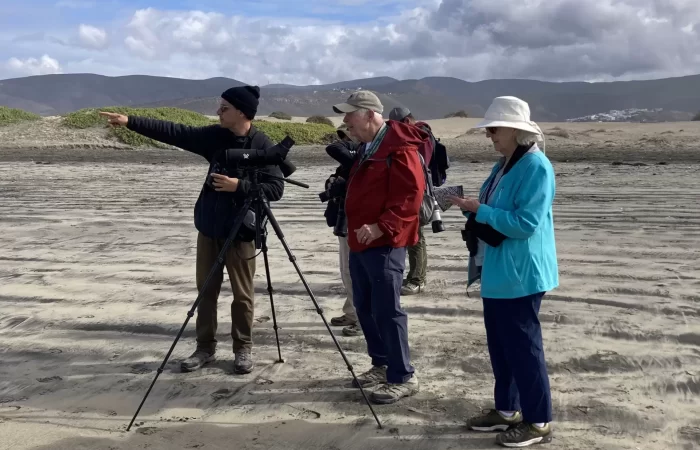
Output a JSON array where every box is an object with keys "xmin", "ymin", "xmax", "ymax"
[{"xmin": 2, "ymin": 71, "xmax": 700, "ymax": 86}]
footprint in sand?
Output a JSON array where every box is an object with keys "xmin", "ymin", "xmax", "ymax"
[
  {"xmin": 211, "ymin": 388, "xmax": 235, "ymax": 400},
  {"xmin": 37, "ymin": 376, "xmax": 63, "ymax": 383},
  {"xmin": 130, "ymin": 364, "xmax": 152, "ymax": 374},
  {"xmin": 0, "ymin": 397, "xmax": 28, "ymax": 404}
]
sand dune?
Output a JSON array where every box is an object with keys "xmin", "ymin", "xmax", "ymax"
[{"xmin": 1, "ymin": 143, "xmax": 700, "ymax": 449}]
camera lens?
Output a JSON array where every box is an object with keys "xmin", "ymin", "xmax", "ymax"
[{"xmin": 333, "ymin": 203, "xmax": 347, "ymax": 237}]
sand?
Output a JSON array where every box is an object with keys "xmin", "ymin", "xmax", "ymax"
[{"xmin": 1, "ymin": 117, "xmax": 700, "ymax": 450}]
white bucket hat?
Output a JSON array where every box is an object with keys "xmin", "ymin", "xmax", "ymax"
[
  {"xmin": 474, "ymin": 96, "xmax": 545, "ymax": 152},
  {"xmin": 474, "ymin": 96, "xmax": 541, "ymax": 135}
]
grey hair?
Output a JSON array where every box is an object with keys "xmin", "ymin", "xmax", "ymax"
[
  {"xmin": 355, "ymin": 107, "xmax": 380, "ymax": 118},
  {"xmin": 515, "ymin": 130, "xmax": 541, "ymax": 146}
]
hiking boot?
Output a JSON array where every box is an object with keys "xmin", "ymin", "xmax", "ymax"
[
  {"xmin": 180, "ymin": 350, "xmax": 215, "ymax": 372},
  {"xmin": 351, "ymin": 365, "xmax": 387, "ymax": 388},
  {"xmin": 466, "ymin": 409, "xmax": 523, "ymax": 432},
  {"xmin": 370, "ymin": 374, "xmax": 419, "ymax": 404},
  {"xmin": 401, "ymin": 281, "xmax": 425, "ymax": 296},
  {"xmin": 342, "ymin": 323, "xmax": 363, "ymax": 336},
  {"xmin": 495, "ymin": 422, "xmax": 553, "ymax": 447},
  {"xmin": 233, "ymin": 350, "xmax": 254, "ymax": 374},
  {"xmin": 331, "ymin": 314, "xmax": 357, "ymax": 327}
]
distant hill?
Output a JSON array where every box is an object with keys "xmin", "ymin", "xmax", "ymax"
[{"xmin": 2, "ymin": 73, "xmax": 700, "ymax": 122}]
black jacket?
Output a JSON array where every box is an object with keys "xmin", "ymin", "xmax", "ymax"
[
  {"xmin": 127, "ymin": 117, "xmax": 284, "ymax": 239},
  {"xmin": 323, "ymin": 140, "xmax": 359, "ymax": 228}
]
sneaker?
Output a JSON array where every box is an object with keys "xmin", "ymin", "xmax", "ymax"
[
  {"xmin": 466, "ymin": 409, "xmax": 523, "ymax": 432},
  {"xmin": 233, "ymin": 350, "xmax": 254, "ymax": 374},
  {"xmin": 180, "ymin": 350, "xmax": 215, "ymax": 372},
  {"xmin": 495, "ymin": 422, "xmax": 553, "ymax": 447},
  {"xmin": 351, "ymin": 365, "xmax": 387, "ymax": 388},
  {"xmin": 401, "ymin": 281, "xmax": 425, "ymax": 296},
  {"xmin": 370, "ymin": 375, "xmax": 419, "ymax": 404},
  {"xmin": 331, "ymin": 314, "xmax": 357, "ymax": 327},
  {"xmin": 342, "ymin": 323, "xmax": 363, "ymax": 336}
]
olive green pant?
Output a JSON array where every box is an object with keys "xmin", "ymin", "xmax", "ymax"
[
  {"xmin": 195, "ymin": 232, "xmax": 256, "ymax": 354},
  {"xmin": 406, "ymin": 226, "xmax": 427, "ymax": 284}
]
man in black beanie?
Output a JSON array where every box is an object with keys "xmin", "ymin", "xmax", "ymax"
[{"xmin": 99, "ymin": 85, "xmax": 283, "ymax": 375}]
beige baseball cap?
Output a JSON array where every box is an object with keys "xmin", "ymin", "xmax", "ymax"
[{"xmin": 332, "ymin": 90, "xmax": 384, "ymax": 114}]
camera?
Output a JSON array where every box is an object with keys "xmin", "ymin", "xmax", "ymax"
[
  {"xmin": 206, "ymin": 162, "xmax": 229, "ymax": 189},
  {"xmin": 429, "ymin": 197, "xmax": 445, "ymax": 233},
  {"xmin": 333, "ymin": 200, "xmax": 347, "ymax": 237},
  {"xmin": 318, "ymin": 176, "xmax": 347, "ymax": 203},
  {"xmin": 319, "ymin": 176, "xmax": 348, "ymax": 237}
]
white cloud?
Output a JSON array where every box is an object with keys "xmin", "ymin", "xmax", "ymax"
[
  {"xmin": 6, "ymin": 54, "xmax": 62, "ymax": 76},
  {"xmin": 114, "ymin": 2, "xmax": 700, "ymax": 84},
  {"xmin": 2, "ymin": 1, "xmax": 700, "ymax": 83},
  {"xmin": 78, "ymin": 24, "xmax": 108, "ymax": 49}
]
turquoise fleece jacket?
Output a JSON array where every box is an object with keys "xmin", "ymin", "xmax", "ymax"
[{"xmin": 465, "ymin": 146, "xmax": 559, "ymax": 299}]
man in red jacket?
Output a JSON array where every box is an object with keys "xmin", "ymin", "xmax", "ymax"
[{"xmin": 332, "ymin": 91, "xmax": 427, "ymax": 404}]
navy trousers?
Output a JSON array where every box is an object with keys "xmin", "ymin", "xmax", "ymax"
[
  {"xmin": 349, "ymin": 246, "xmax": 414, "ymax": 383},
  {"xmin": 482, "ymin": 292, "xmax": 553, "ymax": 423}
]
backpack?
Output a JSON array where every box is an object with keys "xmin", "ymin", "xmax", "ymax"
[
  {"xmin": 386, "ymin": 152, "xmax": 436, "ymax": 227},
  {"xmin": 429, "ymin": 137, "xmax": 449, "ymax": 187},
  {"xmin": 416, "ymin": 123, "xmax": 449, "ymax": 188}
]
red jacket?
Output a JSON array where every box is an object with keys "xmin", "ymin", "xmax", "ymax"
[{"xmin": 345, "ymin": 120, "xmax": 429, "ymax": 252}]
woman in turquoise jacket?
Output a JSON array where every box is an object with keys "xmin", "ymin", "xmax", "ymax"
[{"xmin": 448, "ymin": 96, "xmax": 559, "ymax": 448}]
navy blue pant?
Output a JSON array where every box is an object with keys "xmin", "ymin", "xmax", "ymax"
[
  {"xmin": 482, "ymin": 292, "xmax": 553, "ymax": 423},
  {"xmin": 349, "ymin": 246, "xmax": 414, "ymax": 383}
]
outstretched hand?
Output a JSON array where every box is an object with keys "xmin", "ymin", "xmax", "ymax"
[{"xmin": 99, "ymin": 112, "xmax": 128, "ymax": 127}]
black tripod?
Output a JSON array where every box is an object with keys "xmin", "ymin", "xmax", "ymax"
[{"xmin": 127, "ymin": 168, "xmax": 383, "ymax": 431}]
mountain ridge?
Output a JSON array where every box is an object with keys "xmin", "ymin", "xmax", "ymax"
[{"xmin": 1, "ymin": 73, "xmax": 699, "ymax": 122}]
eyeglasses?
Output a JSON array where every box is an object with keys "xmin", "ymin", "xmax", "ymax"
[
  {"xmin": 217, "ymin": 105, "xmax": 231, "ymax": 114},
  {"xmin": 486, "ymin": 127, "xmax": 499, "ymax": 134}
]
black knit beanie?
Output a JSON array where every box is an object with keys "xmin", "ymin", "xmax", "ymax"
[{"xmin": 221, "ymin": 85, "xmax": 260, "ymax": 120}]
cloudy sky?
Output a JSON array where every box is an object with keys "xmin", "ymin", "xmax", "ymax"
[{"xmin": 1, "ymin": 0, "xmax": 699, "ymax": 84}]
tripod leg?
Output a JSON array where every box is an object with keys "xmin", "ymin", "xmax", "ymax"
[
  {"xmin": 260, "ymin": 232, "xmax": 284, "ymax": 363},
  {"xmin": 126, "ymin": 197, "xmax": 254, "ymax": 431},
  {"xmin": 259, "ymin": 201, "xmax": 383, "ymax": 429}
]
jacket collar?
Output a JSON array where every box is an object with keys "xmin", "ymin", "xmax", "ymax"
[
  {"xmin": 366, "ymin": 120, "xmax": 427, "ymax": 161},
  {"xmin": 501, "ymin": 143, "xmax": 536, "ymax": 175}
]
